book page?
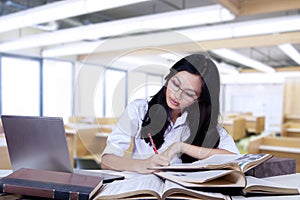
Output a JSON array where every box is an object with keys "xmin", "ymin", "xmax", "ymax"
[
  {"xmin": 162, "ymin": 180, "xmax": 230, "ymax": 200},
  {"xmin": 149, "ymin": 154, "xmax": 271, "ymax": 172},
  {"xmin": 191, "ymin": 154, "xmax": 242, "ymax": 165},
  {"xmin": 233, "ymin": 154, "xmax": 272, "ymax": 172},
  {"xmin": 95, "ymin": 174, "xmax": 164, "ymax": 199},
  {"xmin": 149, "ymin": 154, "xmax": 241, "ymax": 170},
  {"xmin": 263, "ymin": 173, "xmax": 300, "ymax": 187},
  {"xmin": 243, "ymin": 176, "xmax": 300, "ymax": 195},
  {"xmin": 155, "ymin": 170, "xmax": 246, "ymax": 188},
  {"xmin": 157, "ymin": 170, "xmax": 238, "ymax": 183}
]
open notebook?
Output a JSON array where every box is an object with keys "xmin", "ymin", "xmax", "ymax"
[{"xmin": 1, "ymin": 115, "xmax": 124, "ymax": 183}]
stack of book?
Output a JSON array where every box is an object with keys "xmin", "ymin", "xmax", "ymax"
[
  {"xmin": 0, "ymin": 168, "xmax": 104, "ymax": 200},
  {"xmin": 95, "ymin": 153, "xmax": 300, "ymax": 200}
]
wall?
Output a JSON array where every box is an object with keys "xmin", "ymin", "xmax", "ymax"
[
  {"xmin": 222, "ymin": 83, "xmax": 284, "ymax": 133},
  {"xmin": 220, "ymin": 72, "xmax": 300, "ymax": 133}
]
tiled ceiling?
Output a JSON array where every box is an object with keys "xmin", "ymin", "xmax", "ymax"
[{"xmin": 0, "ymin": 0, "xmax": 300, "ymax": 71}]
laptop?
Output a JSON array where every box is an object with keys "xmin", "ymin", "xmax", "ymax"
[{"xmin": 1, "ymin": 115, "xmax": 124, "ymax": 183}]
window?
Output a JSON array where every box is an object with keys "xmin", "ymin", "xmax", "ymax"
[
  {"xmin": 1, "ymin": 56, "xmax": 40, "ymax": 115},
  {"xmin": 128, "ymin": 73, "xmax": 163, "ymax": 103},
  {"xmin": 128, "ymin": 72, "xmax": 146, "ymax": 102},
  {"xmin": 42, "ymin": 59, "xmax": 73, "ymax": 121},
  {"xmin": 104, "ymin": 69, "xmax": 126, "ymax": 117},
  {"xmin": 146, "ymin": 74, "xmax": 163, "ymax": 97}
]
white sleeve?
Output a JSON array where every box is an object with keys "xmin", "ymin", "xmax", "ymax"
[
  {"xmin": 102, "ymin": 100, "xmax": 144, "ymax": 157},
  {"xmin": 217, "ymin": 125, "xmax": 240, "ymax": 154}
]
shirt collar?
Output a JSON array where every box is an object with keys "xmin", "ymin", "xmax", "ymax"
[{"xmin": 172, "ymin": 111, "xmax": 188, "ymax": 128}]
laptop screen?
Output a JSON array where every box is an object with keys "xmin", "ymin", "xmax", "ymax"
[{"xmin": 1, "ymin": 115, "xmax": 73, "ymax": 173}]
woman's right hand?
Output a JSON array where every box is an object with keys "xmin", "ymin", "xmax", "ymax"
[{"xmin": 134, "ymin": 154, "xmax": 170, "ymax": 174}]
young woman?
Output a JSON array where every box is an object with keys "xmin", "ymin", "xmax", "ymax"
[{"xmin": 101, "ymin": 54, "xmax": 239, "ymax": 174}]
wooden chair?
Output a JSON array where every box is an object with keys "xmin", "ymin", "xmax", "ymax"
[
  {"xmin": 283, "ymin": 114, "xmax": 300, "ymax": 124},
  {"xmin": 222, "ymin": 117, "xmax": 246, "ymax": 141},
  {"xmin": 65, "ymin": 124, "xmax": 110, "ymax": 168},
  {"xmin": 95, "ymin": 117, "xmax": 118, "ymax": 133},
  {"xmin": 281, "ymin": 122, "xmax": 300, "ymax": 137},
  {"xmin": 95, "ymin": 117, "xmax": 118, "ymax": 125},
  {"xmin": 248, "ymin": 136, "xmax": 300, "ymax": 172},
  {"xmin": 68, "ymin": 116, "xmax": 96, "ymax": 124},
  {"xmin": 0, "ymin": 122, "xmax": 3, "ymax": 133},
  {"xmin": 245, "ymin": 116, "xmax": 265, "ymax": 134},
  {"xmin": 225, "ymin": 113, "xmax": 265, "ymax": 135},
  {"xmin": 0, "ymin": 134, "xmax": 11, "ymax": 169}
]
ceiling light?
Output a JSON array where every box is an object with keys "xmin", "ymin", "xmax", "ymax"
[
  {"xmin": 211, "ymin": 59, "xmax": 239, "ymax": 75},
  {"xmin": 42, "ymin": 31, "xmax": 193, "ymax": 57},
  {"xmin": 211, "ymin": 48, "xmax": 275, "ymax": 73},
  {"xmin": 0, "ymin": 0, "xmax": 151, "ymax": 33},
  {"xmin": 217, "ymin": 62, "xmax": 239, "ymax": 75},
  {"xmin": 43, "ymin": 41, "xmax": 103, "ymax": 57},
  {"xmin": 40, "ymin": 15, "xmax": 300, "ymax": 58},
  {"xmin": 0, "ymin": 5, "xmax": 234, "ymax": 52},
  {"xmin": 278, "ymin": 43, "xmax": 300, "ymax": 65},
  {"xmin": 42, "ymin": 31, "xmax": 192, "ymax": 57},
  {"xmin": 180, "ymin": 15, "xmax": 300, "ymax": 41},
  {"xmin": 141, "ymin": 4, "xmax": 234, "ymax": 30}
]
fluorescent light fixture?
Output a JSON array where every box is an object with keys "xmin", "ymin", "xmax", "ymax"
[
  {"xmin": 0, "ymin": 5, "xmax": 234, "ymax": 52},
  {"xmin": 278, "ymin": 43, "xmax": 300, "ymax": 65},
  {"xmin": 180, "ymin": 15, "xmax": 300, "ymax": 41},
  {"xmin": 211, "ymin": 59, "xmax": 239, "ymax": 75},
  {"xmin": 113, "ymin": 55, "xmax": 171, "ymax": 71},
  {"xmin": 212, "ymin": 48, "xmax": 275, "ymax": 73},
  {"xmin": 40, "ymin": 15, "xmax": 300, "ymax": 58},
  {"xmin": 42, "ymin": 31, "xmax": 191, "ymax": 57},
  {"xmin": 221, "ymin": 71, "xmax": 300, "ymax": 84},
  {"xmin": 43, "ymin": 41, "xmax": 104, "ymax": 57},
  {"xmin": 218, "ymin": 62, "xmax": 239, "ymax": 75},
  {"xmin": 141, "ymin": 4, "xmax": 234, "ymax": 29},
  {"xmin": 0, "ymin": 0, "xmax": 151, "ymax": 33}
]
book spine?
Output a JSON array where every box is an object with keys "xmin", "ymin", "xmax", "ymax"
[
  {"xmin": 2, "ymin": 183, "xmax": 54, "ymax": 198},
  {"xmin": 0, "ymin": 183, "xmax": 89, "ymax": 200},
  {"xmin": 54, "ymin": 189, "xmax": 89, "ymax": 200}
]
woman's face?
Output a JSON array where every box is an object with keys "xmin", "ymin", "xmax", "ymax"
[{"xmin": 166, "ymin": 71, "xmax": 202, "ymax": 112}]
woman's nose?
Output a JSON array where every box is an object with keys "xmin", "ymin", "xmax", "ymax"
[{"xmin": 174, "ymin": 89, "xmax": 183, "ymax": 100}]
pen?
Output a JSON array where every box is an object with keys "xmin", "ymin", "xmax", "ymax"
[{"xmin": 148, "ymin": 132, "xmax": 158, "ymax": 154}]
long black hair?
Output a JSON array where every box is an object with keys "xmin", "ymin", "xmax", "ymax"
[{"xmin": 141, "ymin": 54, "xmax": 221, "ymax": 163}]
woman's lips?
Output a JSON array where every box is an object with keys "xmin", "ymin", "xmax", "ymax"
[{"xmin": 169, "ymin": 97, "xmax": 179, "ymax": 107}]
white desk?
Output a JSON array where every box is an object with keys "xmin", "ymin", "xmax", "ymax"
[{"xmin": 0, "ymin": 169, "xmax": 11, "ymax": 178}]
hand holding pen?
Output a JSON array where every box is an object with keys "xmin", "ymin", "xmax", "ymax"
[{"xmin": 148, "ymin": 132, "xmax": 158, "ymax": 154}]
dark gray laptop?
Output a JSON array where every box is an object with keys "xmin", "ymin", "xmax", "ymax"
[{"xmin": 1, "ymin": 115, "xmax": 124, "ymax": 183}]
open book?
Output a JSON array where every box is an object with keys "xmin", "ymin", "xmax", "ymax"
[
  {"xmin": 154, "ymin": 171, "xmax": 300, "ymax": 196},
  {"xmin": 95, "ymin": 174, "xmax": 231, "ymax": 200},
  {"xmin": 150, "ymin": 154, "xmax": 273, "ymax": 173},
  {"xmin": 242, "ymin": 176, "xmax": 299, "ymax": 196}
]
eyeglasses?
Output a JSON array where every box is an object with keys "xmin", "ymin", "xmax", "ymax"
[{"xmin": 167, "ymin": 77, "xmax": 198, "ymax": 101}]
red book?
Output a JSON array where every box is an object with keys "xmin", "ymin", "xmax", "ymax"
[{"xmin": 0, "ymin": 168, "xmax": 103, "ymax": 200}]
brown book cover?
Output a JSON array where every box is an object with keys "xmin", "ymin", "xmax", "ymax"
[{"xmin": 0, "ymin": 168, "xmax": 103, "ymax": 200}]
